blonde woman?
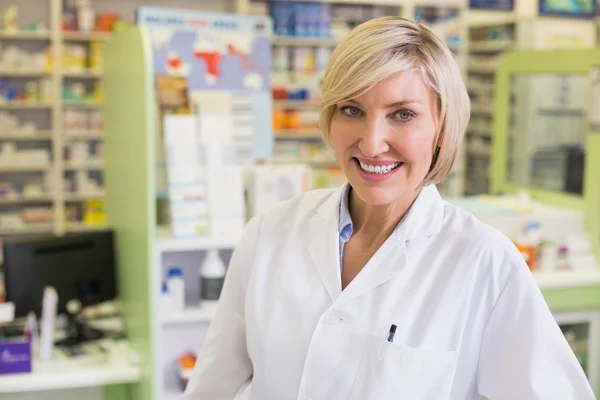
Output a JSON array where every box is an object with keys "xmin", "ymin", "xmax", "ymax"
[{"xmin": 182, "ymin": 17, "xmax": 593, "ymax": 400}]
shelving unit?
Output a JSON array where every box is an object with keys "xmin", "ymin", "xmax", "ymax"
[
  {"xmin": 463, "ymin": 16, "xmax": 515, "ymax": 196},
  {"xmin": 0, "ymin": 30, "xmax": 51, "ymax": 40},
  {"xmin": 463, "ymin": 6, "xmax": 598, "ymax": 196},
  {"xmin": 160, "ymin": 306, "xmax": 216, "ymax": 325},
  {"xmin": 0, "ymin": 0, "xmax": 110, "ymax": 237}
]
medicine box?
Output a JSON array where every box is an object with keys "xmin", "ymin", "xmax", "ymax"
[{"xmin": 0, "ymin": 339, "xmax": 32, "ymax": 375}]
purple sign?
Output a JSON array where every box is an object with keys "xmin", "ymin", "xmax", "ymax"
[{"xmin": 0, "ymin": 340, "xmax": 32, "ymax": 374}]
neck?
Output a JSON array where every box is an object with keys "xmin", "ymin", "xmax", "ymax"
[{"xmin": 349, "ymin": 185, "xmax": 423, "ymax": 240}]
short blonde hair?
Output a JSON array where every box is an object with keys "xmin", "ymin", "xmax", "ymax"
[{"xmin": 320, "ymin": 17, "xmax": 470, "ymax": 185}]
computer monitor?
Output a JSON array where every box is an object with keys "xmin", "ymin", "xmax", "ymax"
[{"xmin": 2, "ymin": 230, "xmax": 117, "ymax": 318}]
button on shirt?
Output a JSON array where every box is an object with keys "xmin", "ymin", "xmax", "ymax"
[{"xmin": 338, "ymin": 184, "xmax": 353, "ymax": 271}]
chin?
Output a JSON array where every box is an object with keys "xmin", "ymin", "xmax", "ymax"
[{"xmin": 350, "ymin": 183, "xmax": 408, "ymax": 206}]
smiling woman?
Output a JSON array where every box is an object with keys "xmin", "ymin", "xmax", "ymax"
[{"xmin": 181, "ymin": 17, "xmax": 595, "ymax": 400}]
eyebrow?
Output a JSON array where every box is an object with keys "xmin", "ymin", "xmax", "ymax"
[{"xmin": 348, "ymin": 99, "xmax": 422, "ymax": 108}]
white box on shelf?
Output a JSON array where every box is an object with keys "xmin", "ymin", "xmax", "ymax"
[
  {"xmin": 248, "ymin": 164, "xmax": 311, "ymax": 217},
  {"xmin": 0, "ymin": 302, "xmax": 15, "ymax": 323}
]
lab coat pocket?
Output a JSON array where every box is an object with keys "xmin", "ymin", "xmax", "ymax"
[{"xmin": 349, "ymin": 335, "xmax": 457, "ymax": 400}]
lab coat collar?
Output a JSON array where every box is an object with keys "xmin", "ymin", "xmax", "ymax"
[
  {"xmin": 309, "ymin": 183, "xmax": 444, "ymax": 303},
  {"xmin": 309, "ymin": 185, "xmax": 347, "ymax": 302},
  {"xmin": 400, "ymin": 184, "xmax": 444, "ymax": 242},
  {"xmin": 316, "ymin": 183, "xmax": 444, "ymax": 242}
]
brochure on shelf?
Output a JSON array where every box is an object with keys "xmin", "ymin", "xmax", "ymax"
[{"xmin": 163, "ymin": 114, "xmax": 245, "ymax": 239}]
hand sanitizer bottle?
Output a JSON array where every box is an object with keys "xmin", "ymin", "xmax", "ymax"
[{"xmin": 200, "ymin": 250, "xmax": 226, "ymax": 309}]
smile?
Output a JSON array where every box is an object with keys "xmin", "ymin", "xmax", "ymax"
[{"xmin": 357, "ymin": 159, "xmax": 402, "ymax": 174}]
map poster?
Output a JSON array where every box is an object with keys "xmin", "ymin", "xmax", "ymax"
[{"xmin": 137, "ymin": 7, "xmax": 273, "ymax": 162}]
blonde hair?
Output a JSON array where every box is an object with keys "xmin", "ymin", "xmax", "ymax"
[{"xmin": 320, "ymin": 17, "xmax": 470, "ymax": 184}]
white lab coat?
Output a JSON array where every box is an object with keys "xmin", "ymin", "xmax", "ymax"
[{"xmin": 182, "ymin": 184, "xmax": 595, "ymax": 400}]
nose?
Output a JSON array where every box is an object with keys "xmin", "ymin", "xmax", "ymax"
[{"xmin": 358, "ymin": 116, "xmax": 390, "ymax": 157}]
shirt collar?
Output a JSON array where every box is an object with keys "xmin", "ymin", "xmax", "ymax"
[
  {"xmin": 338, "ymin": 182, "xmax": 353, "ymax": 240},
  {"xmin": 335, "ymin": 182, "xmax": 443, "ymax": 241}
]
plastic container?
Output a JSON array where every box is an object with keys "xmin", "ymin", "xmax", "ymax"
[
  {"xmin": 167, "ymin": 267, "xmax": 185, "ymax": 312},
  {"xmin": 159, "ymin": 282, "xmax": 173, "ymax": 314},
  {"xmin": 538, "ymin": 241, "xmax": 558, "ymax": 273},
  {"xmin": 200, "ymin": 250, "xmax": 226, "ymax": 307},
  {"xmin": 39, "ymin": 286, "xmax": 57, "ymax": 361}
]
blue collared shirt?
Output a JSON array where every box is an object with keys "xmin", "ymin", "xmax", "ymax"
[{"xmin": 338, "ymin": 184, "xmax": 353, "ymax": 271}]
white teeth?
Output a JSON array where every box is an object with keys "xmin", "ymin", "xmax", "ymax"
[{"xmin": 358, "ymin": 160, "xmax": 401, "ymax": 174}]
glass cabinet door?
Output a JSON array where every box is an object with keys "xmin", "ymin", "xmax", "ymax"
[{"xmin": 507, "ymin": 74, "xmax": 588, "ymax": 195}]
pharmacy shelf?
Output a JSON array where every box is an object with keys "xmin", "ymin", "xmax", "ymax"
[
  {"xmin": 471, "ymin": 104, "xmax": 493, "ymax": 115},
  {"xmin": 156, "ymin": 227, "xmax": 240, "ymax": 253},
  {"xmin": 0, "ymin": 195, "xmax": 53, "ymax": 204},
  {"xmin": 63, "ymin": 131, "xmax": 104, "ymax": 140},
  {"xmin": 0, "ymin": 30, "xmax": 50, "ymax": 40},
  {"xmin": 269, "ymin": 0, "xmax": 457, "ymax": 5},
  {"xmin": 0, "ymin": 102, "xmax": 52, "ymax": 110},
  {"xmin": 0, "ymin": 224, "xmax": 53, "ymax": 236},
  {"xmin": 468, "ymin": 65, "xmax": 496, "ymax": 74},
  {"xmin": 63, "ymin": 161, "xmax": 105, "ymax": 170},
  {"xmin": 63, "ymin": 70, "xmax": 103, "ymax": 78},
  {"xmin": 65, "ymin": 222, "xmax": 106, "ymax": 232},
  {"xmin": 469, "ymin": 40, "xmax": 514, "ymax": 53},
  {"xmin": 64, "ymin": 192, "xmax": 105, "ymax": 201},
  {"xmin": 273, "ymin": 36, "xmax": 339, "ymax": 47},
  {"xmin": 273, "ymin": 99, "xmax": 320, "ymax": 109},
  {"xmin": 535, "ymin": 269, "xmax": 600, "ymax": 290},
  {"xmin": 63, "ymin": 100, "xmax": 103, "ymax": 108},
  {"xmin": 467, "ymin": 148, "xmax": 491, "ymax": 158},
  {"xmin": 0, "ymin": 131, "xmax": 53, "ymax": 140},
  {"xmin": 275, "ymin": 134, "xmax": 323, "ymax": 140},
  {"xmin": 0, "ymin": 70, "xmax": 52, "ymax": 77},
  {"xmin": 274, "ymin": 129, "xmax": 322, "ymax": 139},
  {"xmin": 62, "ymin": 31, "xmax": 112, "ymax": 41},
  {"xmin": 466, "ymin": 13, "xmax": 517, "ymax": 28},
  {"xmin": 160, "ymin": 306, "xmax": 216, "ymax": 325},
  {"xmin": 466, "ymin": 82, "xmax": 493, "ymax": 96},
  {"xmin": 466, "ymin": 126, "xmax": 492, "ymax": 138},
  {"xmin": 0, "ymin": 165, "xmax": 51, "ymax": 172},
  {"xmin": 273, "ymin": 157, "xmax": 338, "ymax": 168}
]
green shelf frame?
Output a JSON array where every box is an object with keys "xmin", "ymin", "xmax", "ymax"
[{"xmin": 492, "ymin": 49, "xmax": 600, "ymax": 393}]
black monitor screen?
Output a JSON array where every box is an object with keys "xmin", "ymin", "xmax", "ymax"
[{"xmin": 3, "ymin": 230, "xmax": 117, "ymax": 318}]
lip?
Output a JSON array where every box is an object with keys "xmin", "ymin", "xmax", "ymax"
[{"xmin": 353, "ymin": 158, "xmax": 403, "ymax": 182}]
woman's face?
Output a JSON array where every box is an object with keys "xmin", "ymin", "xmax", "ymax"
[{"xmin": 329, "ymin": 70, "xmax": 439, "ymax": 206}]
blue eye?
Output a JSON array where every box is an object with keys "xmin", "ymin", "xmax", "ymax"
[
  {"xmin": 340, "ymin": 105, "xmax": 363, "ymax": 117},
  {"xmin": 393, "ymin": 110, "xmax": 415, "ymax": 121}
]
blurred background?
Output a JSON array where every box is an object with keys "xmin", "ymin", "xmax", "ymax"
[{"xmin": 0, "ymin": 0, "xmax": 599, "ymax": 399}]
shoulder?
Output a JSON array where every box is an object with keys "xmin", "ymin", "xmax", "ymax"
[
  {"xmin": 437, "ymin": 200, "xmax": 527, "ymax": 284},
  {"xmin": 253, "ymin": 187, "xmax": 339, "ymax": 231}
]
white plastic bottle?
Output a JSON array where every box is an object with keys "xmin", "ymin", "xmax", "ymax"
[
  {"xmin": 39, "ymin": 286, "xmax": 58, "ymax": 361},
  {"xmin": 159, "ymin": 282, "xmax": 173, "ymax": 315},
  {"xmin": 200, "ymin": 250, "xmax": 227, "ymax": 309},
  {"xmin": 167, "ymin": 267, "xmax": 185, "ymax": 312}
]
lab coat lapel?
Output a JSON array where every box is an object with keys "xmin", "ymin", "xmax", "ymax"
[
  {"xmin": 307, "ymin": 185, "xmax": 346, "ymax": 302},
  {"xmin": 337, "ymin": 231, "xmax": 407, "ymax": 308},
  {"xmin": 336, "ymin": 184, "xmax": 444, "ymax": 307}
]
